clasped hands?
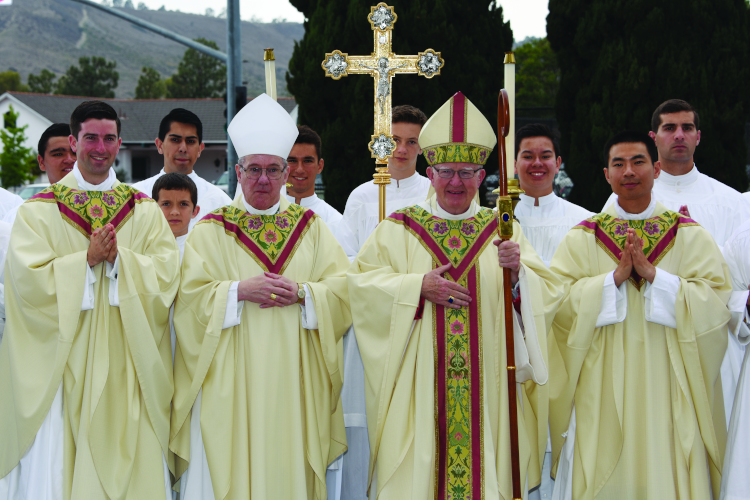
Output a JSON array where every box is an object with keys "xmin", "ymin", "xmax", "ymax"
[
  {"xmin": 87, "ymin": 223, "xmax": 117, "ymax": 267},
  {"xmin": 420, "ymin": 239, "xmax": 521, "ymax": 310},
  {"xmin": 613, "ymin": 228, "xmax": 656, "ymax": 287},
  {"xmin": 238, "ymin": 272, "xmax": 300, "ymax": 309}
]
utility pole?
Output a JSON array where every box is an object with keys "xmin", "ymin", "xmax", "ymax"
[
  {"xmin": 69, "ymin": 0, "xmax": 243, "ymax": 195},
  {"xmin": 226, "ymin": 0, "xmax": 241, "ymax": 198}
]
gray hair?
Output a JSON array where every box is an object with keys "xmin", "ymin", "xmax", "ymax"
[{"xmin": 238, "ymin": 154, "xmax": 288, "ymax": 169}]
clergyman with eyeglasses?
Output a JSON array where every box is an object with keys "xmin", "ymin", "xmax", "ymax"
[
  {"xmin": 347, "ymin": 91, "xmax": 564, "ymax": 500},
  {"xmin": 170, "ymin": 94, "xmax": 351, "ymax": 500}
]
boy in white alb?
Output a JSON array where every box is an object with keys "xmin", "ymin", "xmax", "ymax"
[{"xmin": 152, "ymin": 173, "xmax": 200, "ymax": 363}]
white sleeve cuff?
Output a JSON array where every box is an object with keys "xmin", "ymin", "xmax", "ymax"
[
  {"xmin": 728, "ymin": 290, "xmax": 750, "ymax": 344},
  {"xmin": 105, "ymin": 255, "xmax": 120, "ymax": 307},
  {"xmin": 82, "ymin": 264, "xmax": 97, "ymax": 311},
  {"xmin": 299, "ymin": 284, "xmax": 318, "ymax": 330},
  {"xmin": 596, "ymin": 271, "xmax": 627, "ymax": 327},
  {"xmin": 644, "ymin": 268, "xmax": 679, "ymax": 329},
  {"xmin": 222, "ymin": 281, "xmax": 243, "ymax": 329}
]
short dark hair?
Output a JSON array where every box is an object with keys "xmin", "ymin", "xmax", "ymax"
[
  {"xmin": 70, "ymin": 100, "xmax": 121, "ymax": 140},
  {"xmin": 392, "ymin": 105, "xmax": 427, "ymax": 127},
  {"xmin": 158, "ymin": 108, "xmax": 203, "ymax": 143},
  {"xmin": 38, "ymin": 123, "xmax": 71, "ymax": 156},
  {"xmin": 603, "ymin": 131, "xmax": 659, "ymax": 166},
  {"xmin": 515, "ymin": 123, "xmax": 560, "ymax": 158},
  {"xmin": 152, "ymin": 172, "xmax": 198, "ymax": 207},
  {"xmin": 294, "ymin": 125, "xmax": 322, "ymax": 159},
  {"xmin": 651, "ymin": 99, "xmax": 700, "ymax": 132}
]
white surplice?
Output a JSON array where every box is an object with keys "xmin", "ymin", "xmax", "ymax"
[
  {"xmin": 509, "ymin": 192, "xmax": 592, "ymax": 500},
  {"xmin": 553, "ymin": 196, "xmax": 683, "ymax": 500},
  {"xmin": 131, "ymin": 169, "xmax": 232, "ymax": 230},
  {"xmin": 514, "ymin": 192, "xmax": 593, "ymax": 267},
  {"xmin": 284, "ymin": 192, "xmax": 343, "ymax": 238},
  {"xmin": 0, "ymin": 220, "xmax": 13, "ymax": 345},
  {"xmin": 0, "ymin": 163, "xmax": 172, "ymax": 500},
  {"xmin": 720, "ymin": 221, "xmax": 750, "ymax": 500},
  {"xmin": 328, "ymin": 171, "xmax": 432, "ymax": 500},
  {"xmin": 604, "ymin": 167, "xmax": 750, "ymax": 425},
  {"xmin": 0, "ymin": 187, "xmax": 25, "ymax": 225}
]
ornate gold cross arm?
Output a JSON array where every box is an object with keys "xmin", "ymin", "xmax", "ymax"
[{"xmin": 322, "ymin": 3, "xmax": 444, "ymax": 221}]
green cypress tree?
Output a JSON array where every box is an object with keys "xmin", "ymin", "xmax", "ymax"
[
  {"xmin": 547, "ymin": 0, "xmax": 750, "ymax": 211},
  {"xmin": 287, "ymin": 0, "xmax": 513, "ymax": 210}
]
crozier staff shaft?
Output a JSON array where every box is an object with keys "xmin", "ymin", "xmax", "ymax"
[{"xmin": 496, "ymin": 88, "xmax": 522, "ymax": 500}]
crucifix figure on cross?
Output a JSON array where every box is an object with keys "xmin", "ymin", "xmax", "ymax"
[{"xmin": 322, "ymin": 2, "xmax": 444, "ymax": 221}]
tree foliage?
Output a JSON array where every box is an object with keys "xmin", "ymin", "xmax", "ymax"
[
  {"xmin": 135, "ymin": 67, "xmax": 166, "ymax": 99},
  {"xmin": 287, "ymin": 0, "xmax": 513, "ymax": 210},
  {"xmin": 515, "ymin": 38, "xmax": 559, "ymax": 108},
  {"xmin": 0, "ymin": 106, "xmax": 36, "ymax": 188},
  {"xmin": 27, "ymin": 69, "xmax": 56, "ymax": 94},
  {"xmin": 54, "ymin": 57, "xmax": 119, "ymax": 98},
  {"xmin": 0, "ymin": 71, "xmax": 29, "ymax": 94},
  {"xmin": 547, "ymin": 0, "xmax": 750, "ymax": 210},
  {"xmin": 166, "ymin": 38, "xmax": 225, "ymax": 99}
]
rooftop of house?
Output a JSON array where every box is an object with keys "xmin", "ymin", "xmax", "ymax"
[{"xmin": 3, "ymin": 92, "xmax": 297, "ymax": 143}]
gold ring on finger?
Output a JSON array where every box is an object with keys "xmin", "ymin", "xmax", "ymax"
[
  {"xmin": 270, "ymin": 293, "xmax": 277, "ymax": 300},
  {"xmin": 448, "ymin": 295, "xmax": 455, "ymax": 304}
]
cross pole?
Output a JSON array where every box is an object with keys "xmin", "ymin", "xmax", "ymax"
[{"xmin": 322, "ymin": 3, "xmax": 444, "ymax": 221}]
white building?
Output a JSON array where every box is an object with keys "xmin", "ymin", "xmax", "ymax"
[{"xmin": 0, "ymin": 91, "xmax": 298, "ymax": 184}]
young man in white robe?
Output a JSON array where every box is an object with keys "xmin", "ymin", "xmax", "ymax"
[
  {"xmin": 284, "ymin": 125, "xmax": 343, "ymax": 233},
  {"xmin": 719, "ymin": 221, "xmax": 750, "ymax": 500},
  {"xmin": 132, "ymin": 108, "xmax": 231, "ymax": 229},
  {"xmin": 603, "ymin": 99, "xmax": 750, "ymax": 426},
  {"xmin": 507, "ymin": 124, "xmax": 592, "ymax": 500},
  {"xmin": 330, "ymin": 105, "xmax": 431, "ymax": 500}
]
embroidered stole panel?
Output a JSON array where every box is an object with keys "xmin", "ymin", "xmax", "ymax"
[
  {"xmin": 388, "ymin": 206, "xmax": 498, "ymax": 500},
  {"xmin": 200, "ymin": 204, "xmax": 315, "ymax": 274},
  {"xmin": 572, "ymin": 211, "xmax": 698, "ymax": 289},
  {"xmin": 28, "ymin": 184, "xmax": 151, "ymax": 237}
]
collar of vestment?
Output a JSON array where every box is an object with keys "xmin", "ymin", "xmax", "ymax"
[
  {"xmin": 284, "ymin": 192, "xmax": 320, "ymax": 208},
  {"xmin": 391, "ymin": 171, "xmax": 423, "ymax": 189},
  {"xmin": 613, "ymin": 192, "xmax": 657, "ymax": 220},
  {"xmin": 573, "ymin": 201, "xmax": 699, "ymax": 289},
  {"xmin": 387, "ymin": 200, "xmax": 497, "ymax": 282},
  {"xmin": 656, "ymin": 164, "xmax": 699, "ymax": 187},
  {"xmin": 241, "ymin": 194, "xmax": 280, "ymax": 215},
  {"xmin": 199, "ymin": 195, "xmax": 315, "ymax": 274},
  {"xmin": 72, "ymin": 162, "xmax": 118, "ymax": 191},
  {"xmin": 519, "ymin": 191, "xmax": 557, "ymax": 207},
  {"xmin": 28, "ymin": 169, "xmax": 150, "ymax": 238}
]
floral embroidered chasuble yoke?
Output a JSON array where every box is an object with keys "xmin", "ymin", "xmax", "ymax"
[
  {"xmin": 199, "ymin": 203, "xmax": 316, "ymax": 274},
  {"xmin": 388, "ymin": 206, "xmax": 498, "ymax": 500},
  {"xmin": 29, "ymin": 183, "xmax": 152, "ymax": 236},
  {"xmin": 573, "ymin": 211, "xmax": 699, "ymax": 290}
]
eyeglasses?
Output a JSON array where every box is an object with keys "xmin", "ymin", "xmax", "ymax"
[
  {"xmin": 431, "ymin": 167, "xmax": 484, "ymax": 179},
  {"xmin": 239, "ymin": 165, "xmax": 286, "ymax": 180}
]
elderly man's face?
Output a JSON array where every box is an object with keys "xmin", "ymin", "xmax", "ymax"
[
  {"xmin": 427, "ymin": 162, "xmax": 486, "ymax": 215},
  {"xmin": 235, "ymin": 154, "xmax": 289, "ymax": 210}
]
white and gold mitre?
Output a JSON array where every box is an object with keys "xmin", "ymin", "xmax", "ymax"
[
  {"xmin": 418, "ymin": 91, "xmax": 497, "ymax": 166},
  {"xmin": 227, "ymin": 93, "xmax": 298, "ymax": 158}
]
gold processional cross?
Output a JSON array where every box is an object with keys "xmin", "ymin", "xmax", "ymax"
[{"xmin": 322, "ymin": 3, "xmax": 444, "ymax": 221}]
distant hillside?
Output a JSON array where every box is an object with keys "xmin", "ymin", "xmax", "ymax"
[{"xmin": 0, "ymin": 0, "xmax": 303, "ymax": 98}]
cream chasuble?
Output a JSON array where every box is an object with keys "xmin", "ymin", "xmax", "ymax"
[
  {"xmin": 348, "ymin": 196, "xmax": 563, "ymax": 500},
  {"xmin": 170, "ymin": 196, "xmax": 350, "ymax": 500},
  {"xmin": 549, "ymin": 202, "xmax": 730, "ymax": 500},
  {"xmin": 0, "ymin": 171, "xmax": 180, "ymax": 500}
]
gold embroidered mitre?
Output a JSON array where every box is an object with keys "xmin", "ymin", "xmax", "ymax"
[{"xmin": 418, "ymin": 91, "xmax": 497, "ymax": 166}]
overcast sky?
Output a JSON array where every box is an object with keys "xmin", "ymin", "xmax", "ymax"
[{"xmin": 136, "ymin": 0, "xmax": 549, "ymax": 41}]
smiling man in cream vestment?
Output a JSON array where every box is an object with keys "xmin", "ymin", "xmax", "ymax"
[
  {"xmin": 170, "ymin": 94, "xmax": 351, "ymax": 500},
  {"xmin": 0, "ymin": 100, "xmax": 179, "ymax": 500}
]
